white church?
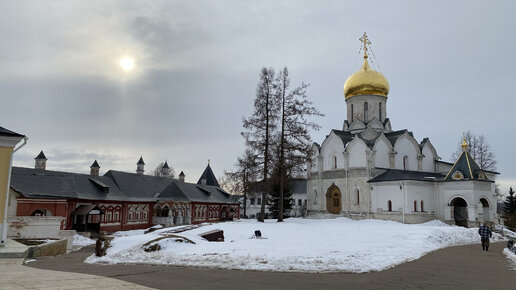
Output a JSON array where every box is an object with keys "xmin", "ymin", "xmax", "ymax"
[{"xmin": 307, "ymin": 33, "xmax": 497, "ymax": 227}]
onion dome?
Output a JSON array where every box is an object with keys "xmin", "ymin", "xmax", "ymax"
[{"xmin": 343, "ymin": 58, "xmax": 389, "ymax": 99}]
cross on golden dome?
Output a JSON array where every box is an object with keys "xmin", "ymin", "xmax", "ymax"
[
  {"xmin": 359, "ymin": 32, "xmax": 371, "ymax": 59},
  {"xmin": 461, "ymin": 134, "xmax": 469, "ymax": 151}
]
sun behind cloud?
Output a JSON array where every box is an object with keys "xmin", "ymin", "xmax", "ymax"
[{"xmin": 120, "ymin": 56, "xmax": 135, "ymax": 71}]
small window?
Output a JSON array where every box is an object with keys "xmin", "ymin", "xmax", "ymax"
[
  {"xmin": 334, "ymin": 156, "xmax": 337, "ymax": 169},
  {"xmin": 304, "ymin": 199, "xmax": 307, "ymax": 206},
  {"xmin": 257, "ymin": 198, "xmax": 262, "ymax": 205},
  {"xmin": 364, "ymin": 102, "xmax": 369, "ymax": 122},
  {"xmin": 379, "ymin": 102, "xmax": 382, "ymax": 121},
  {"xmin": 452, "ymin": 170, "xmax": 464, "ymax": 180},
  {"xmin": 250, "ymin": 198, "xmax": 255, "ymax": 205},
  {"xmin": 143, "ymin": 211, "xmax": 148, "ymax": 220},
  {"xmin": 403, "ymin": 156, "xmax": 409, "ymax": 170},
  {"xmin": 114, "ymin": 212, "xmax": 119, "ymax": 221},
  {"xmin": 414, "ymin": 200, "xmax": 417, "ymax": 212},
  {"xmin": 351, "ymin": 104, "xmax": 354, "ymax": 122},
  {"xmin": 357, "ymin": 189, "xmax": 360, "ymax": 205},
  {"xmin": 388, "ymin": 200, "xmax": 392, "ymax": 212},
  {"xmin": 298, "ymin": 199, "xmax": 302, "ymax": 206},
  {"xmin": 421, "ymin": 201, "xmax": 424, "ymax": 212}
]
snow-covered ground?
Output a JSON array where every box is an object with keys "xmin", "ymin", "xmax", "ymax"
[
  {"xmin": 503, "ymin": 248, "xmax": 516, "ymax": 270},
  {"xmin": 73, "ymin": 234, "xmax": 96, "ymax": 246},
  {"xmin": 85, "ymin": 218, "xmax": 496, "ymax": 273}
]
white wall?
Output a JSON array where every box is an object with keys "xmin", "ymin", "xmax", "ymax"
[
  {"xmin": 348, "ymin": 139, "xmax": 367, "ymax": 168},
  {"xmin": 374, "ymin": 138, "xmax": 390, "ymax": 168},
  {"xmin": 321, "ymin": 133, "xmax": 345, "ymax": 171},
  {"xmin": 422, "ymin": 144, "xmax": 436, "ymax": 173},
  {"xmin": 371, "ymin": 183, "xmax": 402, "ymax": 212},
  {"xmin": 394, "ymin": 135, "xmax": 419, "ymax": 171}
]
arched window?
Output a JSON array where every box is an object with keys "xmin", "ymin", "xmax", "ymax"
[
  {"xmin": 379, "ymin": 102, "xmax": 382, "ymax": 121},
  {"xmin": 388, "ymin": 200, "xmax": 392, "ymax": 212},
  {"xmin": 351, "ymin": 104, "xmax": 354, "ymax": 122},
  {"xmin": 364, "ymin": 102, "xmax": 369, "ymax": 122},
  {"xmin": 403, "ymin": 156, "xmax": 409, "ymax": 170},
  {"xmin": 421, "ymin": 201, "xmax": 424, "ymax": 212},
  {"xmin": 414, "ymin": 200, "xmax": 417, "ymax": 212},
  {"xmin": 356, "ymin": 189, "xmax": 360, "ymax": 205},
  {"xmin": 313, "ymin": 189, "xmax": 318, "ymax": 204},
  {"xmin": 334, "ymin": 156, "xmax": 337, "ymax": 169},
  {"xmin": 161, "ymin": 205, "xmax": 170, "ymax": 217}
]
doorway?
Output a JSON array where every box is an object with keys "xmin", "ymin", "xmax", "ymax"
[
  {"xmin": 451, "ymin": 197, "xmax": 468, "ymax": 227},
  {"xmin": 326, "ymin": 184, "xmax": 342, "ymax": 214}
]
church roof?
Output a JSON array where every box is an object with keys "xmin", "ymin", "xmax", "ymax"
[
  {"xmin": 197, "ymin": 164, "xmax": 220, "ymax": 187},
  {"xmin": 384, "ymin": 129, "xmax": 413, "ymax": 147},
  {"xmin": 10, "ymin": 166, "xmax": 236, "ymax": 205},
  {"xmin": 35, "ymin": 150, "xmax": 47, "ymax": 160},
  {"xmin": 368, "ymin": 168, "xmax": 445, "ymax": 183},
  {"xmin": 0, "ymin": 126, "xmax": 25, "ymax": 138},
  {"xmin": 137, "ymin": 156, "xmax": 145, "ymax": 165},
  {"xmin": 90, "ymin": 160, "xmax": 100, "ymax": 168},
  {"xmin": 444, "ymin": 149, "xmax": 488, "ymax": 181},
  {"xmin": 162, "ymin": 161, "xmax": 169, "ymax": 169},
  {"xmin": 331, "ymin": 129, "xmax": 354, "ymax": 146}
]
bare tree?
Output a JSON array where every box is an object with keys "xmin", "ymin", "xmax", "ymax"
[
  {"xmin": 223, "ymin": 149, "xmax": 260, "ymax": 218},
  {"xmin": 242, "ymin": 68, "xmax": 280, "ymax": 222},
  {"xmin": 451, "ymin": 131, "xmax": 497, "ymax": 171},
  {"xmin": 274, "ymin": 67, "xmax": 323, "ymax": 222},
  {"xmin": 153, "ymin": 162, "xmax": 175, "ymax": 178}
]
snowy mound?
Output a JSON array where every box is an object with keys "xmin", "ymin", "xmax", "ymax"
[
  {"xmin": 85, "ymin": 218, "xmax": 482, "ymax": 273},
  {"xmin": 73, "ymin": 234, "xmax": 95, "ymax": 246}
]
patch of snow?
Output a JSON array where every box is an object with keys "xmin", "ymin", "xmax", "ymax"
[
  {"xmin": 85, "ymin": 218, "xmax": 485, "ymax": 273},
  {"xmin": 503, "ymin": 248, "xmax": 516, "ymax": 270},
  {"xmin": 24, "ymin": 259, "xmax": 37, "ymax": 263},
  {"xmin": 73, "ymin": 234, "xmax": 95, "ymax": 246}
]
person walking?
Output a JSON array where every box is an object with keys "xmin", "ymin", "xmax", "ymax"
[{"xmin": 478, "ymin": 222, "xmax": 492, "ymax": 251}]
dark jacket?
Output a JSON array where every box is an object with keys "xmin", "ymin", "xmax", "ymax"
[{"xmin": 478, "ymin": 225, "xmax": 492, "ymax": 239}]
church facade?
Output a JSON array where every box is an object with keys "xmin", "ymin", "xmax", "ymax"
[{"xmin": 306, "ymin": 34, "xmax": 497, "ymax": 227}]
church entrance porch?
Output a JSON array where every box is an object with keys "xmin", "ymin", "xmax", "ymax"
[
  {"xmin": 326, "ymin": 184, "xmax": 342, "ymax": 214},
  {"xmin": 450, "ymin": 197, "xmax": 468, "ymax": 227}
]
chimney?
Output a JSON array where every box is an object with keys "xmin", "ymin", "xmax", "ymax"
[
  {"xmin": 90, "ymin": 160, "xmax": 100, "ymax": 176},
  {"xmin": 160, "ymin": 160, "xmax": 171, "ymax": 177},
  {"xmin": 136, "ymin": 156, "xmax": 145, "ymax": 175},
  {"xmin": 34, "ymin": 150, "xmax": 47, "ymax": 170},
  {"xmin": 179, "ymin": 171, "xmax": 185, "ymax": 182}
]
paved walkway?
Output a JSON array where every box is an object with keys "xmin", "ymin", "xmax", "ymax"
[
  {"xmin": 17, "ymin": 242, "xmax": 516, "ymax": 289},
  {"xmin": 0, "ymin": 258, "xmax": 151, "ymax": 289}
]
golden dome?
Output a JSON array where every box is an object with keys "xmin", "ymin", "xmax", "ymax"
[{"xmin": 343, "ymin": 58, "xmax": 389, "ymax": 99}]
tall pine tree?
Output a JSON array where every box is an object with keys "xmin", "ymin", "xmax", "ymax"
[
  {"xmin": 274, "ymin": 67, "xmax": 323, "ymax": 221},
  {"xmin": 242, "ymin": 68, "xmax": 280, "ymax": 222},
  {"xmin": 503, "ymin": 187, "xmax": 516, "ymax": 230}
]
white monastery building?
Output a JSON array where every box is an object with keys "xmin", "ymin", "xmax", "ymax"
[{"xmin": 307, "ymin": 33, "xmax": 498, "ymax": 227}]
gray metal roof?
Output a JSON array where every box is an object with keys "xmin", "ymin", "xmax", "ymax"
[
  {"xmin": 197, "ymin": 164, "xmax": 220, "ymax": 187},
  {"xmin": 0, "ymin": 126, "xmax": 24, "ymax": 138},
  {"xmin": 368, "ymin": 168, "xmax": 445, "ymax": 183},
  {"xmin": 35, "ymin": 151, "xmax": 47, "ymax": 160},
  {"xmin": 11, "ymin": 167, "xmax": 236, "ymax": 204}
]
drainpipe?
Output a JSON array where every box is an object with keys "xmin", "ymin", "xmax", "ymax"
[
  {"xmin": 2, "ymin": 137, "xmax": 28, "ymax": 245},
  {"xmin": 400, "ymin": 181, "xmax": 405, "ymax": 224}
]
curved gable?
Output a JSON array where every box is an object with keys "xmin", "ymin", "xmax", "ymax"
[
  {"xmin": 373, "ymin": 133, "xmax": 392, "ymax": 168},
  {"xmin": 321, "ymin": 131, "xmax": 346, "ymax": 171},
  {"xmin": 347, "ymin": 135, "xmax": 368, "ymax": 168},
  {"xmin": 394, "ymin": 132, "xmax": 420, "ymax": 171},
  {"xmin": 421, "ymin": 139, "xmax": 438, "ymax": 173}
]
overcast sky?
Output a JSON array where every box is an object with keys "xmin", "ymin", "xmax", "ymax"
[{"xmin": 1, "ymin": 0, "xmax": 515, "ymax": 193}]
